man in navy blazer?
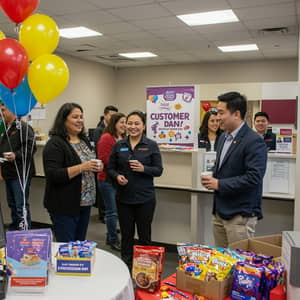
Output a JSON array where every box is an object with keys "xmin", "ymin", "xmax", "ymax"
[{"xmin": 201, "ymin": 92, "xmax": 267, "ymax": 247}]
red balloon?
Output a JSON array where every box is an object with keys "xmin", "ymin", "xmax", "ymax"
[
  {"xmin": 0, "ymin": 0, "xmax": 40, "ymax": 23},
  {"xmin": 0, "ymin": 39, "xmax": 29, "ymax": 89},
  {"xmin": 202, "ymin": 102, "xmax": 211, "ymax": 112}
]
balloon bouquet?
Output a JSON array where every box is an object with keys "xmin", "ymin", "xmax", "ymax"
[{"xmin": 0, "ymin": 0, "xmax": 70, "ymax": 230}]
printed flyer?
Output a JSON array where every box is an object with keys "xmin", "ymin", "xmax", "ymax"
[
  {"xmin": 275, "ymin": 128, "xmax": 293, "ymax": 153},
  {"xmin": 146, "ymin": 86, "xmax": 199, "ymax": 147}
]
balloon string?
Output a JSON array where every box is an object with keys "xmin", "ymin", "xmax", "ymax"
[{"xmin": 0, "ymin": 100, "xmax": 36, "ymax": 231}]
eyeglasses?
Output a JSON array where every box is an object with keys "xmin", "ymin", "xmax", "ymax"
[{"xmin": 210, "ymin": 107, "xmax": 218, "ymax": 113}]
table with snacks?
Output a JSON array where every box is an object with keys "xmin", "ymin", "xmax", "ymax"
[
  {"xmin": 134, "ymin": 241, "xmax": 286, "ymax": 300},
  {"xmin": 6, "ymin": 243, "xmax": 135, "ymax": 300},
  {"xmin": 135, "ymin": 273, "xmax": 194, "ymax": 300}
]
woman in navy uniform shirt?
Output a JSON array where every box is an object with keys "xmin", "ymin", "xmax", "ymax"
[
  {"xmin": 198, "ymin": 109, "xmax": 222, "ymax": 151},
  {"xmin": 108, "ymin": 110, "xmax": 163, "ymax": 270}
]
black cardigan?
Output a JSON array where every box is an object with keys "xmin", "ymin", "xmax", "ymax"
[{"xmin": 43, "ymin": 135, "xmax": 94, "ymax": 216}]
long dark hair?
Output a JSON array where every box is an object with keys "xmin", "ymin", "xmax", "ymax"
[
  {"xmin": 200, "ymin": 110, "xmax": 221, "ymax": 137},
  {"xmin": 103, "ymin": 112, "xmax": 126, "ymax": 138},
  {"xmin": 49, "ymin": 102, "xmax": 86, "ymax": 139}
]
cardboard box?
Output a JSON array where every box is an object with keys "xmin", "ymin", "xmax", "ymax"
[
  {"xmin": 56, "ymin": 250, "xmax": 95, "ymax": 276},
  {"xmin": 251, "ymin": 234, "xmax": 282, "ymax": 248},
  {"xmin": 228, "ymin": 238, "xmax": 282, "ymax": 259},
  {"xmin": 176, "ymin": 268, "xmax": 232, "ymax": 300}
]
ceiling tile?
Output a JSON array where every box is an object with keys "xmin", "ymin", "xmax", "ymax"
[
  {"xmin": 39, "ymin": 0, "xmax": 98, "ymax": 15},
  {"xmin": 149, "ymin": 27, "xmax": 198, "ymax": 38},
  {"xmin": 95, "ymin": 22, "xmax": 141, "ymax": 34},
  {"xmin": 193, "ymin": 22, "xmax": 247, "ymax": 34},
  {"xmin": 132, "ymin": 17, "xmax": 184, "ymax": 30},
  {"xmin": 108, "ymin": 3, "xmax": 171, "ymax": 20},
  {"xmin": 201, "ymin": 30, "xmax": 253, "ymax": 43},
  {"xmin": 86, "ymin": 0, "xmax": 155, "ymax": 9},
  {"xmin": 160, "ymin": 0, "xmax": 230, "ymax": 15},
  {"xmin": 228, "ymin": 0, "xmax": 294, "ymax": 9},
  {"xmin": 243, "ymin": 15, "xmax": 297, "ymax": 30},
  {"xmin": 234, "ymin": 3, "xmax": 296, "ymax": 21},
  {"xmin": 63, "ymin": 10, "xmax": 122, "ymax": 29},
  {"xmin": 0, "ymin": 0, "xmax": 294, "ymax": 66},
  {"xmin": 110, "ymin": 31, "xmax": 157, "ymax": 41}
]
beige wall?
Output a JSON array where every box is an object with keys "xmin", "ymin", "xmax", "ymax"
[
  {"xmin": 32, "ymin": 54, "xmax": 116, "ymax": 135},
  {"xmin": 32, "ymin": 57, "xmax": 298, "ymax": 134},
  {"xmin": 115, "ymin": 59, "xmax": 297, "ymax": 113}
]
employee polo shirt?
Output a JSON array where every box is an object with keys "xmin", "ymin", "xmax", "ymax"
[
  {"xmin": 263, "ymin": 131, "xmax": 276, "ymax": 151},
  {"xmin": 108, "ymin": 136, "xmax": 163, "ymax": 204}
]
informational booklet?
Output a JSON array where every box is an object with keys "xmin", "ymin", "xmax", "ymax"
[{"xmin": 6, "ymin": 229, "xmax": 52, "ymax": 292}]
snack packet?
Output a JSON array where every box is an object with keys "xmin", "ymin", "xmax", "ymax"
[{"xmin": 132, "ymin": 246, "xmax": 165, "ymax": 293}]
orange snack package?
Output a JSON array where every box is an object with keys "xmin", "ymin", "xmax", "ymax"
[{"xmin": 132, "ymin": 246, "xmax": 165, "ymax": 293}]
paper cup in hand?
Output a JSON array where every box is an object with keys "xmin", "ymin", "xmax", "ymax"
[
  {"xmin": 201, "ymin": 171, "xmax": 213, "ymax": 178},
  {"xmin": 91, "ymin": 159, "xmax": 102, "ymax": 170},
  {"xmin": 3, "ymin": 152, "xmax": 13, "ymax": 159}
]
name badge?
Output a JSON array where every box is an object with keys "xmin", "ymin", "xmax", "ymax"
[
  {"xmin": 120, "ymin": 147, "xmax": 129, "ymax": 152},
  {"xmin": 138, "ymin": 147, "xmax": 149, "ymax": 151}
]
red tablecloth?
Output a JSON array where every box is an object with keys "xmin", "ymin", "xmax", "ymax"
[{"xmin": 135, "ymin": 273, "xmax": 194, "ymax": 300}]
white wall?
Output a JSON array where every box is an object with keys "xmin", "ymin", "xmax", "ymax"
[
  {"xmin": 294, "ymin": 34, "xmax": 300, "ymax": 231},
  {"xmin": 115, "ymin": 59, "xmax": 297, "ymax": 113},
  {"xmin": 32, "ymin": 54, "xmax": 116, "ymax": 135}
]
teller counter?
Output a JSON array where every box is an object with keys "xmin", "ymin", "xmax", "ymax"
[
  {"xmin": 0, "ymin": 148, "xmax": 295, "ymax": 247},
  {"xmin": 151, "ymin": 149, "xmax": 295, "ymax": 246}
]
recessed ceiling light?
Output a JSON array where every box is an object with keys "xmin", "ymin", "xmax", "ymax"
[
  {"xmin": 218, "ymin": 44, "xmax": 259, "ymax": 52},
  {"xmin": 177, "ymin": 9, "xmax": 239, "ymax": 26},
  {"xmin": 59, "ymin": 26, "xmax": 102, "ymax": 39},
  {"xmin": 118, "ymin": 52, "xmax": 157, "ymax": 58}
]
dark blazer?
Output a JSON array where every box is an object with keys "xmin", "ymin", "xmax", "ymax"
[
  {"xmin": 198, "ymin": 132, "xmax": 222, "ymax": 151},
  {"xmin": 92, "ymin": 120, "xmax": 105, "ymax": 148},
  {"xmin": 43, "ymin": 135, "xmax": 94, "ymax": 216},
  {"xmin": 213, "ymin": 123, "xmax": 267, "ymax": 220}
]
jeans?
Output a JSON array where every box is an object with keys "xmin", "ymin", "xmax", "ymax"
[
  {"xmin": 98, "ymin": 181, "xmax": 118, "ymax": 243},
  {"xmin": 50, "ymin": 206, "xmax": 91, "ymax": 242},
  {"xmin": 5, "ymin": 178, "xmax": 31, "ymax": 230}
]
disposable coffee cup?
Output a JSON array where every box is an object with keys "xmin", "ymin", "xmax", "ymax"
[
  {"xmin": 91, "ymin": 159, "xmax": 102, "ymax": 167},
  {"xmin": 3, "ymin": 152, "xmax": 13, "ymax": 158},
  {"xmin": 201, "ymin": 171, "xmax": 213, "ymax": 177},
  {"xmin": 129, "ymin": 159, "xmax": 138, "ymax": 163},
  {"xmin": 3, "ymin": 152, "xmax": 12, "ymax": 156}
]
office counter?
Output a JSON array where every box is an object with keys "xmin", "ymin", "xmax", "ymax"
[{"xmin": 0, "ymin": 149, "xmax": 295, "ymax": 246}]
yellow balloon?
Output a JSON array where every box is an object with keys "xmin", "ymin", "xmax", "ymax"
[
  {"xmin": 19, "ymin": 14, "xmax": 59, "ymax": 61},
  {"xmin": 0, "ymin": 31, "xmax": 5, "ymax": 40},
  {"xmin": 28, "ymin": 54, "xmax": 70, "ymax": 104}
]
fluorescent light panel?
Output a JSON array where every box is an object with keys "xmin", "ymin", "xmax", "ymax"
[
  {"xmin": 59, "ymin": 26, "xmax": 102, "ymax": 38},
  {"xmin": 177, "ymin": 9, "xmax": 239, "ymax": 26},
  {"xmin": 118, "ymin": 52, "xmax": 157, "ymax": 58},
  {"xmin": 218, "ymin": 44, "xmax": 259, "ymax": 52}
]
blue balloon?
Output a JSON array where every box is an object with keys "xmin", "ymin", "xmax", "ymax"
[{"xmin": 0, "ymin": 75, "xmax": 37, "ymax": 117}]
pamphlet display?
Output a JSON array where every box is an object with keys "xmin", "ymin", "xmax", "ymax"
[{"xmin": 6, "ymin": 229, "xmax": 52, "ymax": 292}]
